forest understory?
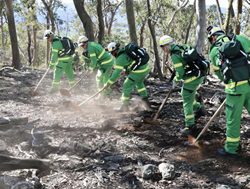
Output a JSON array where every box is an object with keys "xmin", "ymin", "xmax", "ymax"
[{"xmin": 0, "ymin": 67, "xmax": 250, "ymax": 189}]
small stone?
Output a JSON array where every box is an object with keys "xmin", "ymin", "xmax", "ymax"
[
  {"xmin": 216, "ymin": 184, "xmax": 232, "ymax": 189},
  {"xmin": 158, "ymin": 163, "xmax": 175, "ymax": 180},
  {"xmin": 141, "ymin": 164, "xmax": 158, "ymax": 180}
]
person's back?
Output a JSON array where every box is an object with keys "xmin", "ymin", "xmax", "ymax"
[
  {"xmin": 159, "ymin": 35, "xmax": 206, "ymax": 137},
  {"xmin": 207, "ymin": 26, "xmax": 250, "ymax": 156},
  {"xmin": 87, "ymin": 42, "xmax": 114, "ymax": 70},
  {"xmin": 105, "ymin": 42, "xmax": 151, "ymax": 111},
  {"xmin": 43, "ymin": 30, "xmax": 75, "ymax": 93}
]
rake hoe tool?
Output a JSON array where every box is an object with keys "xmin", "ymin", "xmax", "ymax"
[
  {"xmin": 193, "ymin": 99, "xmax": 226, "ymax": 145},
  {"xmin": 64, "ymin": 84, "xmax": 110, "ymax": 111},
  {"xmin": 31, "ymin": 67, "xmax": 50, "ymax": 96},
  {"xmin": 153, "ymin": 87, "xmax": 180, "ymax": 121},
  {"xmin": 60, "ymin": 76, "xmax": 85, "ymax": 97},
  {"xmin": 78, "ymin": 85, "xmax": 108, "ymax": 107}
]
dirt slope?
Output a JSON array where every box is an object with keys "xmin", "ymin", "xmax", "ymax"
[{"xmin": 0, "ymin": 67, "xmax": 249, "ymax": 189}]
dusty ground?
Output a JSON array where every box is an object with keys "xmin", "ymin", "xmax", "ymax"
[{"xmin": 0, "ymin": 67, "xmax": 250, "ymax": 189}]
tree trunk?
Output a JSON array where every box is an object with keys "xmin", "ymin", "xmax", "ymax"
[
  {"xmin": 41, "ymin": 0, "xmax": 56, "ymax": 32},
  {"xmin": 215, "ymin": 0, "xmax": 224, "ymax": 28},
  {"xmin": 4, "ymin": 0, "xmax": 21, "ymax": 69},
  {"xmin": 139, "ymin": 20, "xmax": 146, "ymax": 47},
  {"xmin": 73, "ymin": 0, "xmax": 95, "ymax": 41},
  {"xmin": 97, "ymin": 0, "xmax": 104, "ymax": 44},
  {"xmin": 146, "ymin": 0, "xmax": 163, "ymax": 80},
  {"xmin": 0, "ymin": 1, "xmax": 4, "ymax": 48},
  {"xmin": 185, "ymin": 0, "xmax": 196, "ymax": 44},
  {"xmin": 195, "ymin": 0, "xmax": 206, "ymax": 54},
  {"xmin": 235, "ymin": 0, "xmax": 242, "ymax": 34},
  {"xmin": 31, "ymin": 25, "xmax": 38, "ymax": 66},
  {"xmin": 105, "ymin": 1, "xmax": 122, "ymax": 36},
  {"xmin": 224, "ymin": 0, "xmax": 234, "ymax": 34},
  {"xmin": 27, "ymin": 25, "xmax": 32, "ymax": 65},
  {"xmin": 125, "ymin": 0, "xmax": 137, "ymax": 44},
  {"xmin": 166, "ymin": 0, "xmax": 189, "ymax": 33}
]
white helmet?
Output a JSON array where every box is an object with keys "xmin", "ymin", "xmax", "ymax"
[
  {"xmin": 107, "ymin": 42, "xmax": 118, "ymax": 52},
  {"xmin": 43, "ymin": 29, "xmax": 53, "ymax": 39},
  {"xmin": 159, "ymin": 35, "xmax": 175, "ymax": 47},
  {"xmin": 207, "ymin": 26, "xmax": 224, "ymax": 38},
  {"xmin": 78, "ymin": 35, "xmax": 88, "ymax": 46}
]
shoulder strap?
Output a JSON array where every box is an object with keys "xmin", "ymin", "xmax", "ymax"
[
  {"xmin": 170, "ymin": 45, "xmax": 183, "ymax": 55},
  {"xmin": 117, "ymin": 48, "xmax": 126, "ymax": 57}
]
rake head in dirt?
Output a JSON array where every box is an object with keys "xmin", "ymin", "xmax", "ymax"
[
  {"xmin": 59, "ymin": 88, "xmax": 71, "ymax": 97},
  {"xmin": 59, "ymin": 76, "xmax": 85, "ymax": 97},
  {"xmin": 31, "ymin": 89, "xmax": 40, "ymax": 96}
]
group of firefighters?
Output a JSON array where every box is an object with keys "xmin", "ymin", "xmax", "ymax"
[{"xmin": 43, "ymin": 26, "xmax": 250, "ymax": 158}]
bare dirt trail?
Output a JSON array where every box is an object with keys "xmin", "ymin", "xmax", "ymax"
[{"xmin": 0, "ymin": 68, "xmax": 250, "ymax": 189}]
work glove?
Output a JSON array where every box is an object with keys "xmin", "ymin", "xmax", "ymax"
[
  {"xmin": 49, "ymin": 62, "xmax": 55, "ymax": 70},
  {"xmin": 104, "ymin": 82, "xmax": 111, "ymax": 88},
  {"xmin": 172, "ymin": 76, "xmax": 181, "ymax": 89}
]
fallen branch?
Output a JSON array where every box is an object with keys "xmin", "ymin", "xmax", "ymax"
[{"xmin": 0, "ymin": 154, "xmax": 50, "ymax": 171}]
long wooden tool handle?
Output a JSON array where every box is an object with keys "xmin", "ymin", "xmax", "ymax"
[
  {"xmin": 194, "ymin": 99, "xmax": 226, "ymax": 144},
  {"xmin": 69, "ymin": 76, "xmax": 84, "ymax": 91},
  {"xmin": 33, "ymin": 67, "xmax": 50, "ymax": 92},
  {"xmin": 153, "ymin": 89, "xmax": 173, "ymax": 120},
  {"xmin": 78, "ymin": 85, "xmax": 108, "ymax": 107}
]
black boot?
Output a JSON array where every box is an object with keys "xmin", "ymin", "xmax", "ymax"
[
  {"xmin": 180, "ymin": 125, "xmax": 198, "ymax": 137},
  {"xmin": 195, "ymin": 106, "xmax": 206, "ymax": 119}
]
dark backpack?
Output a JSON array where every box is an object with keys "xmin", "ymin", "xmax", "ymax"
[
  {"xmin": 120, "ymin": 42, "xmax": 149, "ymax": 71},
  {"xmin": 218, "ymin": 35, "xmax": 250, "ymax": 84},
  {"xmin": 172, "ymin": 45, "xmax": 210, "ymax": 77},
  {"xmin": 58, "ymin": 37, "xmax": 76, "ymax": 57}
]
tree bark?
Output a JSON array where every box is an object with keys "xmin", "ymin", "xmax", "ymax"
[
  {"xmin": 166, "ymin": 0, "xmax": 189, "ymax": 33},
  {"xmin": 146, "ymin": 0, "xmax": 163, "ymax": 80},
  {"xmin": 97, "ymin": 0, "xmax": 104, "ymax": 44},
  {"xmin": 125, "ymin": 0, "xmax": 137, "ymax": 44},
  {"xmin": 0, "ymin": 1, "xmax": 5, "ymax": 61},
  {"xmin": 224, "ymin": 0, "xmax": 234, "ymax": 34},
  {"xmin": 107, "ymin": 2, "xmax": 122, "ymax": 36},
  {"xmin": 31, "ymin": 25, "xmax": 38, "ymax": 66},
  {"xmin": 0, "ymin": 154, "xmax": 49, "ymax": 171},
  {"xmin": 195, "ymin": 0, "xmax": 206, "ymax": 54},
  {"xmin": 139, "ymin": 20, "xmax": 146, "ymax": 47},
  {"xmin": 185, "ymin": 0, "xmax": 196, "ymax": 44},
  {"xmin": 4, "ymin": 0, "xmax": 21, "ymax": 69},
  {"xmin": 27, "ymin": 26, "xmax": 32, "ymax": 65},
  {"xmin": 41, "ymin": 0, "xmax": 56, "ymax": 32},
  {"xmin": 215, "ymin": 0, "xmax": 224, "ymax": 28},
  {"xmin": 73, "ymin": 0, "xmax": 94, "ymax": 41},
  {"xmin": 235, "ymin": 0, "xmax": 242, "ymax": 34}
]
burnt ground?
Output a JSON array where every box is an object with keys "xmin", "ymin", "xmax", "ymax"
[{"xmin": 0, "ymin": 67, "xmax": 250, "ymax": 189}]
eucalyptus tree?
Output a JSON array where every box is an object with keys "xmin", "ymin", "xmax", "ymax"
[
  {"xmin": 125, "ymin": 0, "xmax": 137, "ymax": 44},
  {"xmin": 195, "ymin": 0, "xmax": 206, "ymax": 53},
  {"xmin": 4, "ymin": 0, "xmax": 21, "ymax": 69},
  {"xmin": 73, "ymin": 0, "xmax": 95, "ymax": 41}
]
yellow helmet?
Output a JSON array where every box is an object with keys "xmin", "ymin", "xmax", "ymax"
[
  {"xmin": 159, "ymin": 35, "xmax": 175, "ymax": 47},
  {"xmin": 43, "ymin": 29, "xmax": 53, "ymax": 39},
  {"xmin": 78, "ymin": 35, "xmax": 88, "ymax": 46},
  {"xmin": 207, "ymin": 26, "xmax": 224, "ymax": 38},
  {"xmin": 107, "ymin": 42, "xmax": 118, "ymax": 52}
]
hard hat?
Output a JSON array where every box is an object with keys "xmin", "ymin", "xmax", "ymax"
[
  {"xmin": 78, "ymin": 36, "xmax": 88, "ymax": 46},
  {"xmin": 207, "ymin": 26, "xmax": 224, "ymax": 38},
  {"xmin": 107, "ymin": 42, "xmax": 118, "ymax": 52},
  {"xmin": 43, "ymin": 29, "xmax": 53, "ymax": 39},
  {"xmin": 159, "ymin": 35, "xmax": 175, "ymax": 47}
]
